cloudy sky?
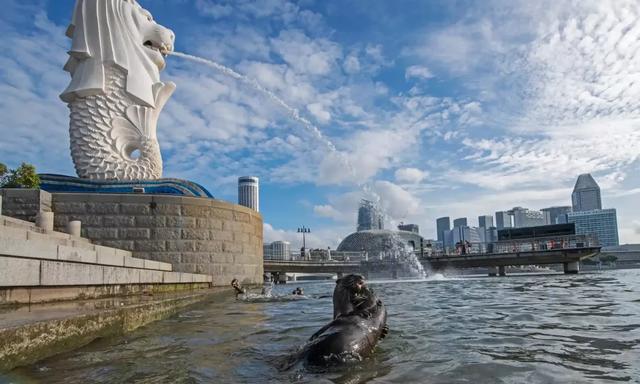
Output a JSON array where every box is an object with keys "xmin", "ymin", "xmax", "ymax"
[{"xmin": 1, "ymin": 0, "xmax": 639, "ymax": 247}]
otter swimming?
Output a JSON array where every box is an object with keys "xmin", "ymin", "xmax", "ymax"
[{"xmin": 298, "ymin": 274, "xmax": 388, "ymax": 366}]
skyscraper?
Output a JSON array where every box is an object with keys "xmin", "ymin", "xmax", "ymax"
[
  {"xmin": 478, "ymin": 215, "xmax": 494, "ymax": 228},
  {"xmin": 541, "ymin": 206, "xmax": 572, "ymax": 225},
  {"xmin": 567, "ymin": 209, "xmax": 619, "ymax": 247},
  {"xmin": 495, "ymin": 211, "xmax": 512, "ymax": 229},
  {"xmin": 357, "ymin": 199, "xmax": 384, "ymax": 231},
  {"xmin": 509, "ymin": 207, "xmax": 546, "ymax": 228},
  {"xmin": 238, "ymin": 176, "xmax": 259, "ymax": 211},
  {"xmin": 453, "ymin": 217, "xmax": 468, "ymax": 228},
  {"xmin": 436, "ymin": 216, "xmax": 451, "ymax": 243},
  {"xmin": 572, "ymin": 174, "xmax": 602, "ymax": 212}
]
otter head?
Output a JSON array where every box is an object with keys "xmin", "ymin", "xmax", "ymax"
[
  {"xmin": 60, "ymin": 0, "xmax": 175, "ymax": 108},
  {"xmin": 333, "ymin": 274, "xmax": 371, "ymax": 319}
]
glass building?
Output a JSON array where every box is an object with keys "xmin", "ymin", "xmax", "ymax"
[
  {"xmin": 541, "ymin": 206, "xmax": 572, "ymax": 225},
  {"xmin": 357, "ymin": 199, "xmax": 384, "ymax": 231},
  {"xmin": 436, "ymin": 216, "xmax": 451, "ymax": 243},
  {"xmin": 495, "ymin": 211, "xmax": 512, "ymax": 229},
  {"xmin": 572, "ymin": 173, "xmax": 602, "ymax": 212},
  {"xmin": 509, "ymin": 207, "xmax": 546, "ymax": 228},
  {"xmin": 478, "ymin": 215, "xmax": 494, "ymax": 228},
  {"xmin": 453, "ymin": 217, "xmax": 468, "ymax": 228},
  {"xmin": 567, "ymin": 209, "xmax": 619, "ymax": 247}
]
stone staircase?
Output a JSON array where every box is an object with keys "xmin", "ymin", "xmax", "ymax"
[{"xmin": 0, "ymin": 214, "xmax": 212, "ymax": 304}]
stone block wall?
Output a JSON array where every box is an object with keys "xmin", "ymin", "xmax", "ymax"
[
  {"xmin": 49, "ymin": 193, "xmax": 263, "ymax": 286},
  {"xmin": 0, "ymin": 189, "xmax": 52, "ymax": 222}
]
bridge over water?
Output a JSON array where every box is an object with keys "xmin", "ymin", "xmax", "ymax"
[{"xmin": 263, "ymin": 234, "xmax": 601, "ymax": 281}]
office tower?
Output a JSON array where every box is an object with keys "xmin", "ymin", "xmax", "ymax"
[
  {"xmin": 509, "ymin": 207, "xmax": 546, "ymax": 228},
  {"xmin": 357, "ymin": 199, "xmax": 384, "ymax": 231},
  {"xmin": 238, "ymin": 176, "xmax": 259, "ymax": 211},
  {"xmin": 271, "ymin": 240, "xmax": 291, "ymax": 260},
  {"xmin": 495, "ymin": 211, "xmax": 512, "ymax": 229},
  {"xmin": 572, "ymin": 174, "xmax": 602, "ymax": 212},
  {"xmin": 567, "ymin": 209, "xmax": 619, "ymax": 247},
  {"xmin": 453, "ymin": 217, "xmax": 468, "ymax": 228},
  {"xmin": 478, "ymin": 215, "xmax": 494, "ymax": 228},
  {"xmin": 436, "ymin": 216, "xmax": 451, "ymax": 242},
  {"xmin": 541, "ymin": 206, "xmax": 572, "ymax": 225}
]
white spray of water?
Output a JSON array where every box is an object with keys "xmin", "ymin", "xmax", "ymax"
[
  {"xmin": 171, "ymin": 52, "xmax": 337, "ymax": 151},
  {"xmin": 171, "ymin": 51, "xmax": 427, "ymax": 279}
]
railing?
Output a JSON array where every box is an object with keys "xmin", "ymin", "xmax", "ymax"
[
  {"xmin": 264, "ymin": 249, "xmax": 368, "ymax": 262},
  {"xmin": 264, "ymin": 234, "xmax": 599, "ymax": 265},
  {"xmin": 420, "ymin": 234, "xmax": 599, "ymax": 259}
]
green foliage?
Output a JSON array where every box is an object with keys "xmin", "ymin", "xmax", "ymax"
[{"xmin": 0, "ymin": 162, "xmax": 40, "ymax": 189}]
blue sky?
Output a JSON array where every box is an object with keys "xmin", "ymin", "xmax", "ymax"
[{"xmin": 1, "ymin": 0, "xmax": 640, "ymax": 248}]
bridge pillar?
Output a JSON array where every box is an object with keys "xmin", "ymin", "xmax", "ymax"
[
  {"xmin": 563, "ymin": 261, "xmax": 579, "ymax": 274},
  {"xmin": 392, "ymin": 268, "xmax": 398, "ymax": 279},
  {"xmin": 488, "ymin": 267, "xmax": 498, "ymax": 277},
  {"xmin": 498, "ymin": 266, "xmax": 506, "ymax": 277},
  {"xmin": 273, "ymin": 272, "xmax": 288, "ymax": 284}
]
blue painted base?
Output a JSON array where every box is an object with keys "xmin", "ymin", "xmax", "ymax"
[{"xmin": 39, "ymin": 174, "xmax": 213, "ymax": 198}]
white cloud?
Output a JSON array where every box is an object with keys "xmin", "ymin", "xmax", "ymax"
[
  {"xmin": 270, "ymin": 29, "xmax": 342, "ymax": 76},
  {"xmin": 405, "ymin": 65, "xmax": 434, "ymax": 80},
  {"xmin": 395, "ymin": 168, "xmax": 429, "ymax": 184}
]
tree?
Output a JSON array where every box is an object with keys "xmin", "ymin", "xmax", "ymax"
[{"xmin": 0, "ymin": 162, "xmax": 40, "ymax": 189}]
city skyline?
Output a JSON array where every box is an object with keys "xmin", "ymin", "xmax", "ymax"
[{"xmin": 2, "ymin": 0, "xmax": 640, "ymax": 249}]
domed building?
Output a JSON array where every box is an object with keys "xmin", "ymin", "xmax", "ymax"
[{"xmin": 337, "ymin": 229, "xmax": 424, "ymax": 259}]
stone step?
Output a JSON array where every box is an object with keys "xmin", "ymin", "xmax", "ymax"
[
  {"xmin": 2, "ymin": 215, "xmax": 92, "ymax": 246},
  {"xmin": 1, "ymin": 220, "xmax": 172, "ymax": 272},
  {"xmin": 0, "ymin": 255, "xmax": 211, "ymax": 287}
]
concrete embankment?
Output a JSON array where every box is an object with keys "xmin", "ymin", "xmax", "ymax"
[{"xmin": 0, "ymin": 288, "xmax": 227, "ymax": 371}]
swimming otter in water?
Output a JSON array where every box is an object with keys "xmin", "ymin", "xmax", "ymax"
[{"xmin": 300, "ymin": 274, "xmax": 388, "ymax": 366}]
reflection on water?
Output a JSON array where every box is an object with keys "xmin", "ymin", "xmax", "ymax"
[{"xmin": 5, "ymin": 270, "xmax": 640, "ymax": 383}]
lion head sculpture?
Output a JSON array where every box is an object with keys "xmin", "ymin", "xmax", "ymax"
[
  {"xmin": 60, "ymin": 0, "xmax": 174, "ymax": 108},
  {"xmin": 59, "ymin": 0, "xmax": 176, "ymax": 180}
]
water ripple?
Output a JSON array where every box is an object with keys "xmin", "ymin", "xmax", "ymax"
[{"xmin": 4, "ymin": 271, "xmax": 640, "ymax": 383}]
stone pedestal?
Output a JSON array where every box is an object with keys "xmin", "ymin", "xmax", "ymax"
[
  {"xmin": 36, "ymin": 212, "xmax": 54, "ymax": 231},
  {"xmin": 67, "ymin": 220, "xmax": 82, "ymax": 237}
]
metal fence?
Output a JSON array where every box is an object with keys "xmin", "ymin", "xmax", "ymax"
[
  {"xmin": 263, "ymin": 248, "xmax": 367, "ymax": 262},
  {"xmin": 420, "ymin": 234, "xmax": 599, "ymax": 259}
]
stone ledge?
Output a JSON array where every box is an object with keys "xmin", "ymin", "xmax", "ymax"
[
  {"xmin": 0, "ymin": 255, "xmax": 210, "ymax": 289},
  {"xmin": 0, "ymin": 288, "xmax": 224, "ymax": 371}
]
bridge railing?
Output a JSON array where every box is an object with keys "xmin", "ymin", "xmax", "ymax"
[
  {"xmin": 264, "ymin": 249, "xmax": 367, "ymax": 262},
  {"xmin": 421, "ymin": 234, "xmax": 599, "ymax": 259}
]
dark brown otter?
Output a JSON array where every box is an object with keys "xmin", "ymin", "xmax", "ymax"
[{"xmin": 301, "ymin": 274, "xmax": 388, "ymax": 366}]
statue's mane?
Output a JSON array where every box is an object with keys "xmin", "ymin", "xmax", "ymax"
[{"xmin": 60, "ymin": 0, "xmax": 160, "ymax": 107}]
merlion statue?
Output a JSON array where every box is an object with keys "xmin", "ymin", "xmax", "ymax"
[{"xmin": 60, "ymin": 0, "xmax": 175, "ymax": 180}]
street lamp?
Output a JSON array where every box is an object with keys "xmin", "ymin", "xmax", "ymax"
[{"xmin": 297, "ymin": 226, "xmax": 310, "ymax": 259}]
